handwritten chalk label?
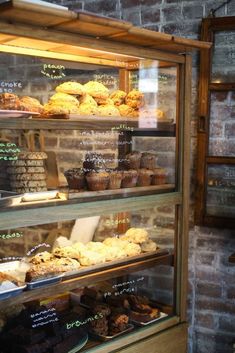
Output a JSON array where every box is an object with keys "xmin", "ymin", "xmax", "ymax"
[
  {"xmin": 93, "ymin": 74, "xmax": 118, "ymax": 89},
  {"xmin": 41, "ymin": 64, "xmax": 66, "ymax": 79},
  {"xmin": 0, "ymin": 231, "xmax": 23, "ymax": 240},
  {"xmin": 66, "ymin": 312, "xmax": 104, "ymax": 330},
  {"xmin": 26, "ymin": 243, "xmax": 51, "ymax": 256},
  {"xmin": 104, "ymin": 276, "xmax": 145, "ymax": 298},
  {"xmin": 0, "ymin": 256, "xmax": 23, "ymax": 262},
  {"xmin": 31, "ymin": 308, "xmax": 59, "ymax": 328},
  {"xmin": 0, "ymin": 142, "xmax": 21, "ymax": 160},
  {"xmin": 105, "ymin": 218, "xmax": 130, "ymax": 227},
  {"xmin": 0, "ymin": 81, "xmax": 22, "ymax": 93}
]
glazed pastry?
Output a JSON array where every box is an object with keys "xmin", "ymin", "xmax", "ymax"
[
  {"xmin": 83, "ymin": 81, "xmax": 109, "ymax": 99},
  {"xmin": 97, "ymin": 104, "xmax": 120, "ymax": 117},
  {"xmin": 125, "ymin": 89, "xmax": 144, "ymax": 109},
  {"xmin": 121, "ymin": 227, "xmax": 149, "ymax": 244},
  {"xmin": 110, "ymin": 90, "xmax": 126, "ymax": 106},
  {"xmin": 55, "ymin": 81, "xmax": 84, "ymax": 95}
]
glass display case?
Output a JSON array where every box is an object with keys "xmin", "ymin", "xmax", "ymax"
[{"xmin": 0, "ymin": 2, "xmax": 210, "ymax": 352}]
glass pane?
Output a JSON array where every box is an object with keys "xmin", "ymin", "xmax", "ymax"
[
  {"xmin": 209, "ymin": 91, "xmax": 235, "ymax": 156},
  {"xmin": 206, "ymin": 164, "xmax": 235, "ymax": 218},
  {"xmin": 0, "ymin": 53, "xmax": 177, "ymax": 205},
  {"xmin": 0, "ymin": 206, "xmax": 176, "ymax": 350},
  {"xmin": 211, "ymin": 30, "xmax": 235, "ymax": 83}
]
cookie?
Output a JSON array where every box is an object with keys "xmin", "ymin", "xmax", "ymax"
[
  {"xmin": 7, "ymin": 166, "xmax": 45, "ymax": 174},
  {"xmin": 17, "ymin": 152, "xmax": 47, "ymax": 160},
  {"xmin": 7, "ymin": 159, "xmax": 44, "ymax": 167},
  {"xmin": 9, "ymin": 173, "xmax": 46, "ymax": 181},
  {"xmin": 10, "ymin": 180, "xmax": 47, "ymax": 188}
]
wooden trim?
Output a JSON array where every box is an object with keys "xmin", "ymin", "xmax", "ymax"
[
  {"xmin": 207, "ymin": 156, "xmax": 235, "ymax": 164},
  {"xmin": 0, "ymin": 192, "xmax": 182, "ymax": 230},
  {"xmin": 209, "ymin": 83, "xmax": 235, "ymax": 91},
  {"xmin": 202, "ymin": 215, "xmax": 235, "ymax": 228}
]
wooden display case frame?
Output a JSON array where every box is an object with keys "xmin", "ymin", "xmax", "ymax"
[{"xmin": 0, "ymin": 2, "xmax": 210, "ymax": 352}]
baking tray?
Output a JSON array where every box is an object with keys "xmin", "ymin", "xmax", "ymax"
[
  {"xmin": 89, "ymin": 324, "xmax": 134, "ymax": 342},
  {"xmin": 0, "ymin": 285, "xmax": 26, "ymax": 300},
  {"xmin": 68, "ymin": 334, "xmax": 88, "ymax": 353},
  {"xmin": 0, "ymin": 110, "xmax": 40, "ymax": 118},
  {"xmin": 130, "ymin": 311, "xmax": 168, "ymax": 326},
  {"xmin": 0, "ymin": 190, "xmax": 22, "ymax": 207},
  {"xmin": 26, "ymin": 273, "xmax": 64, "ymax": 290}
]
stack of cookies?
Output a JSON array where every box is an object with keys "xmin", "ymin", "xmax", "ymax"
[{"xmin": 7, "ymin": 152, "xmax": 48, "ymax": 193}]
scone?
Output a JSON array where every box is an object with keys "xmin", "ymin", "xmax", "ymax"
[
  {"xmin": 103, "ymin": 237, "xmax": 129, "ymax": 249},
  {"xmin": 19, "ymin": 96, "xmax": 43, "ymax": 113},
  {"xmin": 43, "ymin": 102, "xmax": 80, "ymax": 115},
  {"xmin": 123, "ymin": 242, "xmax": 141, "ymax": 257},
  {"xmin": 29, "ymin": 251, "xmax": 53, "ymax": 265},
  {"xmin": 102, "ymin": 245, "xmax": 126, "ymax": 261},
  {"xmin": 141, "ymin": 239, "xmax": 158, "ymax": 252},
  {"xmin": 125, "ymin": 89, "xmax": 144, "ymax": 109},
  {"xmin": 55, "ymin": 81, "xmax": 84, "ymax": 95},
  {"xmin": 118, "ymin": 104, "xmax": 137, "ymax": 118},
  {"xmin": 78, "ymin": 103, "xmax": 99, "ymax": 115},
  {"xmin": 53, "ymin": 257, "xmax": 80, "ymax": 271},
  {"xmin": 110, "ymin": 90, "xmax": 127, "ymax": 106},
  {"xmin": 79, "ymin": 250, "xmax": 105, "ymax": 266},
  {"xmin": 49, "ymin": 92, "xmax": 80, "ymax": 106},
  {"xmin": 53, "ymin": 246, "xmax": 80, "ymax": 260},
  {"xmin": 121, "ymin": 227, "xmax": 149, "ymax": 244},
  {"xmin": 94, "ymin": 97, "xmax": 113, "ymax": 105},
  {"xmin": 83, "ymin": 81, "xmax": 109, "ymax": 99},
  {"xmin": 97, "ymin": 104, "xmax": 120, "ymax": 117},
  {"xmin": 79, "ymin": 94, "xmax": 97, "ymax": 106}
]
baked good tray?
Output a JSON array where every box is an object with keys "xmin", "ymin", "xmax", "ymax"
[
  {"xmin": 89, "ymin": 324, "xmax": 134, "ymax": 342},
  {"xmin": 0, "ymin": 190, "xmax": 22, "ymax": 207},
  {"xmin": 62, "ymin": 248, "xmax": 170, "ymax": 281},
  {"xmin": 130, "ymin": 311, "xmax": 168, "ymax": 326},
  {"xmin": 0, "ymin": 284, "xmax": 27, "ymax": 300},
  {"xmin": 26, "ymin": 274, "xmax": 64, "ymax": 290},
  {"xmin": 0, "ymin": 110, "xmax": 40, "ymax": 118},
  {"xmin": 68, "ymin": 334, "xmax": 88, "ymax": 353}
]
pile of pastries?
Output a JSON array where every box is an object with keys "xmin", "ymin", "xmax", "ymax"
[
  {"xmin": 0, "ymin": 93, "xmax": 43, "ymax": 113},
  {"xmin": 42, "ymin": 80, "xmax": 165, "ymax": 119},
  {"xmin": 26, "ymin": 228, "xmax": 158, "ymax": 282}
]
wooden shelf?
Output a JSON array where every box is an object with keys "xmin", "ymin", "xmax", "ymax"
[
  {"xmin": 0, "ymin": 251, "xmax": 173, "ymax": 308},
  {"xmin": 0, "ymin": 117, "xmax": 176, "ymax": 134}
]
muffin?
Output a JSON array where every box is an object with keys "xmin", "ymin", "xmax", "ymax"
[
  {"xmin": 125, "ymin": 89, "xmax": 144, "ymax": 109},
  {"xmin": 110, "ymin": 90, "xmax": 127, "ymax": 106},
  {"xmin": 86, "ymin": 171, "xmax": 110, "ymax": 191},
  {"xmin": 151, "ymin": 168, "xmax": 167, "ymax": 185},
  {"xmin": 121, "ymin": 170, "xmax": 138, "ymax": 188},
  {"xmin": 137, "ymin": 168, "xmax": 153, "ymax": 186},
  {"xmin": 140, "ymin": 152, "xmax": 157, "ymax": 170},
  {"xmin": 125, "ymin": 151, "xmax": 141, "ymax": 170},
  {"xmin": 118, "ymin": 104, "xmax": 137, "ymax": 118},
  {"xmin": 83, "ymin": 152, "xmax": 106, "ymax": 173},
  {"xmin": 108, "ymin": 170, "xmax": 123, "ymax": 189},
  {"xmin": 64, "ymin": 168, "xmax": 85, "ymax": 190}
]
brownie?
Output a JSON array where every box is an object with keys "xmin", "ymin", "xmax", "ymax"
[
  {"xmin": 109, "ymin": 313, "xmax": 129, "ymax": 335},
  {"xmin": 92, "ymin": 304, "xmax": 111, "ymax": 317},
  {"xmin": 53, "ymin": 334, "xmax": 81, "ymax": 353}
]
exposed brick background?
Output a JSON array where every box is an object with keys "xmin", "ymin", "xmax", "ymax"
[{"xmin": 0, "ymin": 0, "xmax": 235, "ymax": 352}]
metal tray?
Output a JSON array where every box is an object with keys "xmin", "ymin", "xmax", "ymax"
[
  {"xmin": 0, "ymin": 190, "xmax": 22, "ymax": 207},
  {"xmin": 0, "ymin": 110, "xmax": 40, "ymax": 118},
  {"xmin": 27, "ymin": 274, "xmax": 64, "ymax": 290},
  {"xmin": 89, "ymin": 324, "xmax": 134, "ymax": 342},
  {"xmin": 0, "ymin": 285, "xmax": 26, "ymax": 300},
  {"xmin": 130, "ymin": 311, "xmax": 168, "ymax": 326},
  {"xmin": 68, "ymin": 334, "xmax": 88, "ymax": 353}
]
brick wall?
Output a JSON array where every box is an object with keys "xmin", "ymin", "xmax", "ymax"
[{"xmin": 44, "ymin": 1, "xmax": 235, "ymax": 353}]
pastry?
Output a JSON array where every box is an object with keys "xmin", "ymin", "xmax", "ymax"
[
  {"xmin": 53, "ymin": 246, "xmax": 80, "ymax": 260},
  {"xmin": 123, "ymin": 242, "xmax": 141, "ymax": 257},
  {"xmin": 121, "ymin": 228, "xmax": 149, "ymax": 244},
  {"xmin": 86, "ymin": 241, "xmax": 106, "ymax": 252},
  {"xmin": 83, "ymin": 152, "xmax": 106, "ymax": 173},
  {"xmin": 137, "ymin": 168, "xmax": 153, "ymax": 186},
  {"xmin": 64, "ymin": 168, "xmax": 85, "ymax": 190},
  {"xmin": 53, "ymin": 257, "xmax": 80, "ymax": 271},
  {"xmin": 90, "ymin": 317, "xmax": 109, "ymax": 336},
  {"xmin": 0, "ymin": 93, "xmax": 21, "ymax": 110},
  {"xmin": 92, "ymin": 304, "xmax": 111, "ymax": 317},
  {"xmin": 151, "ymin": 168, "xmax": 167, "ymax": 185},
  {"xmin": 102, "ymin": 245, "xmax": 126, "ymax": 261},
  {"xmin": 7, "ymin": 166, "xmax": 46, "ymax": 174},
  {"xmin": 79, "ymin": 250, "xmax": 105, "ymax": 266},
  {"xmin": 0, "ymin": 272, "xmax": 24, "ymax": 288},
  {"xmin": 141, "ymin": 239, "xmax": 158, "ymax": 252},
  {"xmin": 19, "ymin": 96, "xmax": 43, "ymax": 113},
  {"xmin": 43, "ymin": 102, "xmax": 80, "ymax": 115},
  {"xmin": 49, "ymin": 92, "xmax": 80, "ymax": 106},
  {"xmin": 110, "ymin": 90, "xmax": 126, "ymax": 106},
  {"xmin": 10, "ymin": 180, "xmax": 47, "ymax": 188},
  {"xmin": 72, "ymin": 242, "xmax": 86, "ymax": 255},
  {"xmin": 79, "ymin": 94, "xmax": 97, "ymax": 106},
  {"xmin": 125, "ymin": 89, "xmax": 144, "ymax": 109},
  {"xmin": 83, "ymin": 81, "xmax": 109, "ymax": 99},
  {"xmin": 125, "ymin": 151, "xmax": 141, "ymax": 170},
  {"xmin": 97, "ymin": 104, "xmax": 120, "ymax": 117},
  {"xmin": 130, "ymin": 307, "xmax": 160, "ymax": 322},
  {"xmin": 7, "ymin": 159, "xmax": 44, "ymax": 167},
  {"xmin": 103, "ymin": 237, "xmax": 129, "ymax": 249},
  {"xmin": 25, "ymin": 262, "xmax": 60, "ymax": 282},
  {"xmin": 121, "ymin": 170, "xmax": 138, "ymax": 188},
  {"xmin": 55, "ymin": 81, "xmax": 84, "ymax": 95},
  {"xmin": 9, "ymin": 173, "xmax": 46, "ymax": 181},
  {"xmin": 78, "ymin": 103, "xmax": 99, "ymax": 115},
  {"xmin": 140, "ymin": 152, "xmax": 157, "ymax": 170},
  {"xmin": 86, "ymin": 171, "xmax": 109, "ymax": 191},
  {"xmin": 108, "ymin": 170, "xmax": 123, "ymax": 189},
  {"xmin": 118, "ymin": 104, "xmax": 137, "ymax": 118},
  {"xmin": 94, "ymin": 97, "xmax": 113, "ymax": 105},
  {"xmin": 109, "ymin": 313, "xmax": 129, "ymax": 335},
  {"xmin": 13, "ymin": 186, "xmax": 47, "ymax": 193},
  {"xmin": 17, "ymin": 152, "xmax": 47, "ymax": 160},
  {"xmin": 29, "ymin": 251, "xmax": 53, "ymax": 265}
]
